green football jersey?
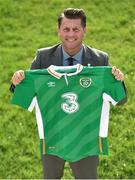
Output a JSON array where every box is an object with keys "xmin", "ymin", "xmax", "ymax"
[{"xmin": 11, "ymin": 64, "xmax": 126, "ymax": 162}]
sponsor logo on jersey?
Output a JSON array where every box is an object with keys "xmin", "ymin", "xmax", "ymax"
[
  {"xmin": 80, "ymin": 77, "xmax": 92, "ymax": 88},
  {"xmin": 61, "ymin": 92, "xmax": 79, "ymax": 114},
  {"xmin": 47, "ymin": 82, "xmax": 56, "ymax": 87}
]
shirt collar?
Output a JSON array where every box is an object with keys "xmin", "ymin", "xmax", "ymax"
[{"xmin": 62, "ymin": 46, "xmax": 83, "ymax": 62}]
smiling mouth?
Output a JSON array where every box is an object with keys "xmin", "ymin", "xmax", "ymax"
[{"xmin": 66, "ymin": 39, "xmax": 77, "ymax": 42}]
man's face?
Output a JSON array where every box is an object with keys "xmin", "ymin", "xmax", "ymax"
[{"xmin": 58, "ymin": 17, "xmax": 86, "ymax": 55}]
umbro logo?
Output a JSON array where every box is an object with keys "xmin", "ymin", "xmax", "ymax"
[
  {"xmin": 47, "ymin": 81, "xmax": 56, "ymax": 87},
  {"xmin": 48, "ymin": 146, "xmax": 56, "ymax": 150}
]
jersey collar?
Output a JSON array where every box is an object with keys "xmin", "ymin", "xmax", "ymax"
[{"xmin": 47, "ymin": 64, "xmax": 83, "ymax": 79}]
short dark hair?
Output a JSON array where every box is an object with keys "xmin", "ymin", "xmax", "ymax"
[{"xmin": 58, "ymin": 8, "xmax": 86, "ymax": 28}]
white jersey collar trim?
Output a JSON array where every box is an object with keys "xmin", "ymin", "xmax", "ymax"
[{"xmin": 47, "ymin": 64, "xmax": 83, "ymax": 79}]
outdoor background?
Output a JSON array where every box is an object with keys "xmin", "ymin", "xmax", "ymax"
[{"xmin": 0, "ymin": 0, "xmax": 135, "ymax": 179}]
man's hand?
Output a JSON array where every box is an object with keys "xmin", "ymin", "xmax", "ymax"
[
  {"xmin": 12, "ymin": 70, "xmax": 25, "ymax": 86},
  {"xmin": 112, "ymin": 66, "xmax": 124, "ymax": 81}
]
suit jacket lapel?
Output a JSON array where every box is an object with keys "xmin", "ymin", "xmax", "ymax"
[
  {"xmin": 82, "ymin": 45, "xmax": 93, "ymax": 66},
  {"xmin": 52, "ymin": 44, "xmax": 63, "ymax": 66}
]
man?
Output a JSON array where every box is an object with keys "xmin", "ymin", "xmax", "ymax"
[{"xmin": 10, "ymin": 8, "xmax": 126, "ymax": 179}]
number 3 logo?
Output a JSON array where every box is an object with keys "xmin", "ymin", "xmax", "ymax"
[{"xmin": 61, "ymin": 92, "xmax": 79, "ymax": 114}]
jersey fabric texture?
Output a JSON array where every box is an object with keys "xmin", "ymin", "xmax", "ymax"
[{"xmin": 11, "ymin": 64, "xmax": 126, "ymax": 162}]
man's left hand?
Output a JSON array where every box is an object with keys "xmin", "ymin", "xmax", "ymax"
[{"xmin": 112, "ymin": 66, "xmax": 124, "ymax": 81}]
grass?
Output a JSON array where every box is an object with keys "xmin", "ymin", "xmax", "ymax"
[{"xmin": 0, "ymin": 0, "xmax": 135, "ymax": 179}]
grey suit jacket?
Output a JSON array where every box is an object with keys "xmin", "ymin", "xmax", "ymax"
[
  {"xmin": 30, "ymin": 44, "xmax": 109, "ymax": 69},
  {"xmin": 10, "ymin": 44, "xmax": 127, "ymax": 104}
]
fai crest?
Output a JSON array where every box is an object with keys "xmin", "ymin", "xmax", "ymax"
[{"xmin": 80, "ymin": 77, "xmax": 92, "ymax": 88}]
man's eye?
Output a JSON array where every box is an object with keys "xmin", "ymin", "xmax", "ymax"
[
  {"xmin": 73, "ymin": 28, "xmax": 80, "ymax": 32},
  {"xmin": 63, "ymin": 28, "xmax": 69, "ymax": 32}
]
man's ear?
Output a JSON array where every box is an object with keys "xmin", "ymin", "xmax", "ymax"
[
  {"xmin": 57, "ymin": 26, "xmax": 60, "ymax": 36},
  {"xmin": 83, "ymin": 27, "xmax": 86, "ymax": 37},
  {"xmin": 84, "ymin": 27, "xmax": 86, "ymax": 34}
]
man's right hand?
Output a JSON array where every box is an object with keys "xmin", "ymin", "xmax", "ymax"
[{"xmin": 12, "ymin": 70, "xmax": 25, "ymax": 86}]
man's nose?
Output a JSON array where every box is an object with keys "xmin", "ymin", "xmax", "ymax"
[{"xmin": 68, "ymin": 30, "xmax": 75, "ymax": 36}]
